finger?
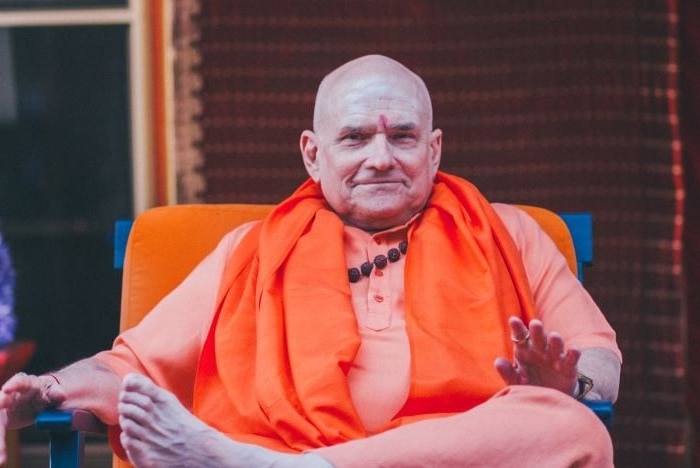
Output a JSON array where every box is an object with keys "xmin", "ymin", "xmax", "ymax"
[
  {"xmin": 527, "ymin": 320, "xmax": 547, "ymax": 350},
  {"xmin": 0, "ymin": 374, "xmax": 48, "ymax": 409},
  {"xmin": 494, "ymin": 357, "xmax": 520, "ymax": 385},
  {"xmin": 508, "ymin": 317, "xmax": 530, "ymax": 346},
  {"xmin": 507, "ymin": 316, "xmax": 526, "ymax": 335},
  {"xmin": 546, "ymin": 333, "xmax": 565, "ymax": 360},
  {"xmin": 0, "ymin": 392, "xmax": 13, "ymax": 409},
  {"xmin": 561, "ymin": 348, "xmax": 581, "ymax": 371},
  {"xmin": 0, "ymin": 373, "xmax": 33, "ymax": 394}
]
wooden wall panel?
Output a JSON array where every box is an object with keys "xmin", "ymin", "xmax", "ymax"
[{"xmin": 173, "ymin": 1, "xmax": 686, "ymax": 465}]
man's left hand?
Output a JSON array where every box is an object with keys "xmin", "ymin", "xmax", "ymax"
[{"xmin": 494, "ymin": 316, "xmax": 579, "ymax": 396}]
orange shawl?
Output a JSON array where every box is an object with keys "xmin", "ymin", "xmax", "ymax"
[{"xmin": 192, "ymin": 172, "xmax": 537, "ymax": 452}]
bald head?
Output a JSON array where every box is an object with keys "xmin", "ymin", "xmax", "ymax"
[{"xmin": 312, "ymin": 55, "xmax": 434, "ymax": 134}]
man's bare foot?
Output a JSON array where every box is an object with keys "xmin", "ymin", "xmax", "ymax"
[{"xmin": 118, "ymin": 373, "xmax": 332, "ymax": 467}]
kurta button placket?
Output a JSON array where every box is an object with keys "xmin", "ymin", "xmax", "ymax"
[
  {"xmin": 346, "ymin": 223, "xmax": 410, "ymax": 333},
  {"xmin": 366, "ymin": 238, "xmax": 392, "ymax": 331}
]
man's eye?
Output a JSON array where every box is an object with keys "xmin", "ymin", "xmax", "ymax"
[
  {"xmin": 391, "ymin": 133, "xmax": 416, "ymax": 142},
  {"xmin": 344, "ymin": 133, "xmax": 367, "ymax": 142}
]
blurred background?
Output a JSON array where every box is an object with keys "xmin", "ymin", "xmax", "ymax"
[{"xmin": 0, "ymin": 0, "xmax": 698, "ymax": 466}]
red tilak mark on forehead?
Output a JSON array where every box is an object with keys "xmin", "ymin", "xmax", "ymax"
[{"xmin": 378, "ymin": 114, "xmax": 389, "ymax": 130}]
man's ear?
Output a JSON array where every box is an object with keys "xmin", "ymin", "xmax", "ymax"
[
  {"xmin": 429, "ymin": 128, "xmax": 443, "ymax": 175},
  {"xmin": 300, "ymin": 130, "xmax": 321, "ymax": 181}
]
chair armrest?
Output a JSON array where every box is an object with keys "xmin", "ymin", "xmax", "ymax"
[
  {"xmin": 35, "ymin": 409, "xmax": 107, "ymax": 468},
  {"xmin": 35, "ymin": 408, "xmax": 107, "ymax": 434}
]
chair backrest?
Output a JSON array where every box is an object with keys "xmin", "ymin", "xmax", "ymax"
[
  {"xmin": 119, "ymin": 203, "xmax": 274, "ymax": 331},
  {"xmin": 117, "ymin": 203, "xmax": 586, "ymax": 332},
  {"xmin": 108, "ymin": 203, "xmax": 593, "ymax": 468},
  {"xmin": 515, "ymin": 205, "xmax": 578, "ymax": 276}
]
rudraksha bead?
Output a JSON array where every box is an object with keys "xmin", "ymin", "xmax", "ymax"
[
  {"xmin": 347, "ymin": 241, "xmax": 407, "ymax": 282},
  {"xmin": 348, "ymin": 268, "xmax": 361, "ymax": 283},
  {"xmin": 373, "ymin": 254, "xmax": 388, "ymax": 269},
  {"xmin": 388, "ymin": 248, "xmax": 400, "ymax": 262}
]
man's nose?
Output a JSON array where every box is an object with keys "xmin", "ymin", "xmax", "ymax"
[{"xmin": 366, "ymin": 135, "xmax": 394, "ymax": 169}]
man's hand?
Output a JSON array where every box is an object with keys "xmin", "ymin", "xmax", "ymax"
[
  {"xmin": 494, "ymin": 317, "xmax": 580, "ymax": 396},
  {"xmin": 0, "ymin": 372, "xmax": 67, "ymax": 463},
  {"xmin": 0, "ymin": 373, "xmax": 66, "ymax": 428}
]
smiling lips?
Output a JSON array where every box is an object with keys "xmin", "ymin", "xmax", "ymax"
[{"xmin": 354, "ymin": 179, "xmax": 404, "ymax": 187}]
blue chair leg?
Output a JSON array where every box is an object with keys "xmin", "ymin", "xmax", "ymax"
[
  {"xmin": 35, "ymin": 409, "xmax": 107, "ymax": 468},
  {"xmin": 47, "ymin": 430, "xmax": 86, "ymax": 468}
]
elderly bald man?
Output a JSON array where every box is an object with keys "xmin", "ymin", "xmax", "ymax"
[{"xmin": 0, "ymin": 55, "xmax": 621, "ymax": 467}]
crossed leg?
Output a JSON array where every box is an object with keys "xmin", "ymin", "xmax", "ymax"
[
  {"xmin": 117, "ymin": 374, "xmax": 611, "ymax": 467},
  {"xmin": 117, "ymin": 373, "xmax": 331, "ymax": 468},
  {"xmin": 314, "ymin": 385, "xmax": 613, "ymax": 467}
]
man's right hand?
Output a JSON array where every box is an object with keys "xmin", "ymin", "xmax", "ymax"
[
  {"xmin": 0, "ymin": 372, "xmax": 67, "ymax": 428},
  {"xmin": 0, "ymin": 372, "xmax": 67, "ymax": 464}
]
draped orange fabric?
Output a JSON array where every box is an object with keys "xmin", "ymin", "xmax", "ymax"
[{"xmin": 192, "ymin": 172, "xmax": 538, "ymax": 452}]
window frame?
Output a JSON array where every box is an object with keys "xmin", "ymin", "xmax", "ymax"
[{"xmin": 0, "ymin": 0, "xmax": 171, "ymax": 212}]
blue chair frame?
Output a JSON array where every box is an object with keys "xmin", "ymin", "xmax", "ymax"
[
  {"xmin": 34, "ymin": 409, "xmax": 105, "ymax": 468},
  {"xmin": 559, "ymin": 213, "xmax": 593, "ymax": 282}
]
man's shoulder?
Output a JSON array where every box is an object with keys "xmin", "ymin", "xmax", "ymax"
[
  {"xmin": 221, "ymin": 220, "xmax": 263, "ymax": 253},
  {"xmin": 489, "ymin": 203, "xmax": 544, "ymax": 247},
  {"xmin": 490, "ymin": 203, "xmax": 533, "ymax": 229},
  {"xmin": 490, "ymin": 202, "xmax": 520, "ymax": 217}
]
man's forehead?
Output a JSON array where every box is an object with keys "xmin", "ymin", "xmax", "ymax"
[
  {"xmin": 334, "ymin": 91, "xmax": 423, "ymax": 121},
  {"xmin": 313, "ymin": 55, "xmax": 434, "ymax": 132},
  {"xmin": 342, "ymin": 78, "xmax": 419, "ymax": 102},
  {"xmin": 336, "ymin": 112, "xmax": 420, "ymax": 130}
]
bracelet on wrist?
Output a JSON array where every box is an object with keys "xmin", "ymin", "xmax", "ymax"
[{"xmin": 42, "ymin": 372, "xmax": 61, "ymax": 385}]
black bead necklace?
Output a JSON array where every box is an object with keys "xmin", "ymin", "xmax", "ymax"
[{"xmin": 348, "ymin": 240, "xmax": 408, "ymax": 283}]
